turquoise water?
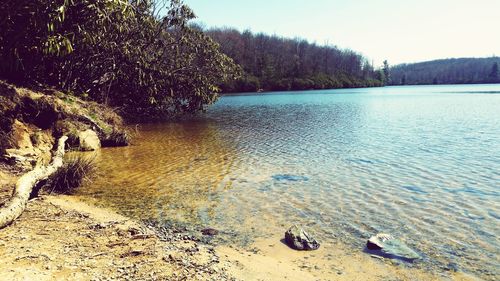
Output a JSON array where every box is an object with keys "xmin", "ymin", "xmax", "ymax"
[{"xmin": 79, "ymin": 84, "xmax": 500, "ymax": 279}]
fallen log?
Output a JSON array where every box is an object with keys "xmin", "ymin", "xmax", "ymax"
[{"xmin": 0, "ymin": 136, "xmax": 68, "ymax": 228}]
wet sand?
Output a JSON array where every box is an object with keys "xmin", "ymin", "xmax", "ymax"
[{"xmin": 218, "ymin": 236, "xmax": 481, "ymax": 281}]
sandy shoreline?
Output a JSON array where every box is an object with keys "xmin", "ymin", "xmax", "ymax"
[
  {"xmin": 0, "ymin": 171, "xmax": 482, "ymax": 281},
  {"xmin": 218, "ymin": 236, "xmax": 483, "ymax": 281},
  {"xmin": 0, "ymin": 168, "xmax": 233, "ymax": 280}
]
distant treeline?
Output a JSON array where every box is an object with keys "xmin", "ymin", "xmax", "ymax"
[
  {"xmin": 203, "ymin": 27, "xmax": 386, "ymax": 93},
  {"xmin": 390, "ymin": 57, "xmax": 500, "ymax": 85}
]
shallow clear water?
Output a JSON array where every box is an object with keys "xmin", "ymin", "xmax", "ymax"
[{"xmin": 78, "ymin": 85, "xmax": 500, "ymax": 279}]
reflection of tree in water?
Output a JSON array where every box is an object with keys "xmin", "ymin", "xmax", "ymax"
[{"xmin": 76, "ymin": 120, "xmax": 238, "ymax": 226}]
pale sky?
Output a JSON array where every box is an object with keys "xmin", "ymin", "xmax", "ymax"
[{"xmin": 184, "ymin": 0, "xmax": 500, "ymax": 66}]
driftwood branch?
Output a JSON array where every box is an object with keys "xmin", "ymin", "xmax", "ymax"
[{"xmin": 0, "ymin": 136, "xmax": 68, "ymax": 229}]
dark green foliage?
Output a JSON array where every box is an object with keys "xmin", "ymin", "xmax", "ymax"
[
  {"xmin": 204, "ymin": 28, "xmax": 383, "ymax": 92},
  {"xmin": 489, "ymin": 62, "xmax": 498, "ymax": 79},
  {"xmin": 20, "ymin": 96, "xmax": 60, "ymax": 130},
  {"xmin": 0, "ymin": 83, "xmax": 19, "ymax": 133},
  {"xmin": 382, "ymin": 60, "xmax": 391, "ymax": 85},
  {"xmin": 0, "ymin": 0, "xmax": 240, "ymax": 118},
  {"xmin": 0, "ymin": 131, "xmax": 12, "ymax": 154},
  {"xmin": 0, "ymin": 82, "xmax": 19, "ymax": 153},
  {"xmin": 390, "ymin": 57, "xmax": 500, "ymax": 85},
  {"xmin": 44, "ymin": 156, "xmax": 96, "ymax": 194}
]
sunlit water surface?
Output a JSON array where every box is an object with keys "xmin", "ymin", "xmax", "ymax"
[{"xmin": 77, "ymin": 85, "xmax": 500, "ymax": 279}]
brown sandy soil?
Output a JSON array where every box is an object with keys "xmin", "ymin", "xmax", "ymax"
[
  {"xmin": 0, "ymin": 171, "xmax": 234, "ymax": 281},
  {"xmin": 0, "ymin": 169, "xmax": 483, "ymax": 281}
]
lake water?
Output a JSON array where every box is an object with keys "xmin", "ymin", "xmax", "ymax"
[{"xmin": 77, "ymin": 85, "xmax": 500, "ymax": 279}]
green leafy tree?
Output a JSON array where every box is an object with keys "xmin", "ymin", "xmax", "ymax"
[
  {"xmin": 0, "ymin": 0, "xmax": 240, "ymax": 118},
  {"xmin": 382, "ymin": 60, "xmax": 391, "ymax": 85},
  {"xmin": 375, "ymin": 70, "xmax": 386, "ymax": 84},
  {"xmin": 489, "ymin": 62, "xmax": 498, "ymax": 80},
  {"xmin": 205, "ymin": 28, "xmax": 384, "ymax": 92},
  {"xmin": 389, "ymin": 57, "xmax": 500, "ymax": 85}
]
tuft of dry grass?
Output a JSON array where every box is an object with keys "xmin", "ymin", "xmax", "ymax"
[
  {"xmin": 98, "ymin": 106, "xmax": 123, "ymax": 127},
  {"xmin": 101, "ymin": 130, "xmax": 130, "ymax": 147},
  {"xmin": 44, "ymin": 156, "xmax": 96, "ymax": 194}
]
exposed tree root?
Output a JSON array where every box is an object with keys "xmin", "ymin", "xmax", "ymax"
[{"xmin": 0, "ymin": 136, "xmax": 68, "ymax": 228}]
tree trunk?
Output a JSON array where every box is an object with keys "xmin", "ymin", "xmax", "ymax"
[{"xmin": 0, "ymin": 136, "xmax": 68, "ymax": 228}]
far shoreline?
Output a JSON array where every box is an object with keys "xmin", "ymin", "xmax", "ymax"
[{"xmin": 219, "ymin": 83, "xmax": 500, "ymax": 96}]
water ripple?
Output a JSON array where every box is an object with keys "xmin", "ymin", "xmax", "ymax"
[{"xmin": 77, "ymin": 85, "xmax": 500, "ymax": 280}]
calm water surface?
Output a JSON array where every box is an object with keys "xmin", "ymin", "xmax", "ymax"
[{"xmin": 78, "ymin": 85, "xmax": 500, "ymax": 279}]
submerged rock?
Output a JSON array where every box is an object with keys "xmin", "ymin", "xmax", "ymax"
[
  {"xmin": 367, "ymin": 233, "xmax": 392, "ymax": 250},
  {"xmin": 201, "ymin": 228, "xmax": 219, "ymax": 236},
  {"xmin": 367, "ymin": 233, "xmax": 420, "ymax": 260},
  {"xmin": 78, "ymin": 129, "xmax": 101, "ymax": 151},
  {"xmin": 284, "ymin": 225, "xmax": 320, "ymax": 251},
  {"xmin": 272, "ymin": 174, "xmax": 309, "ymax": 182}
]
